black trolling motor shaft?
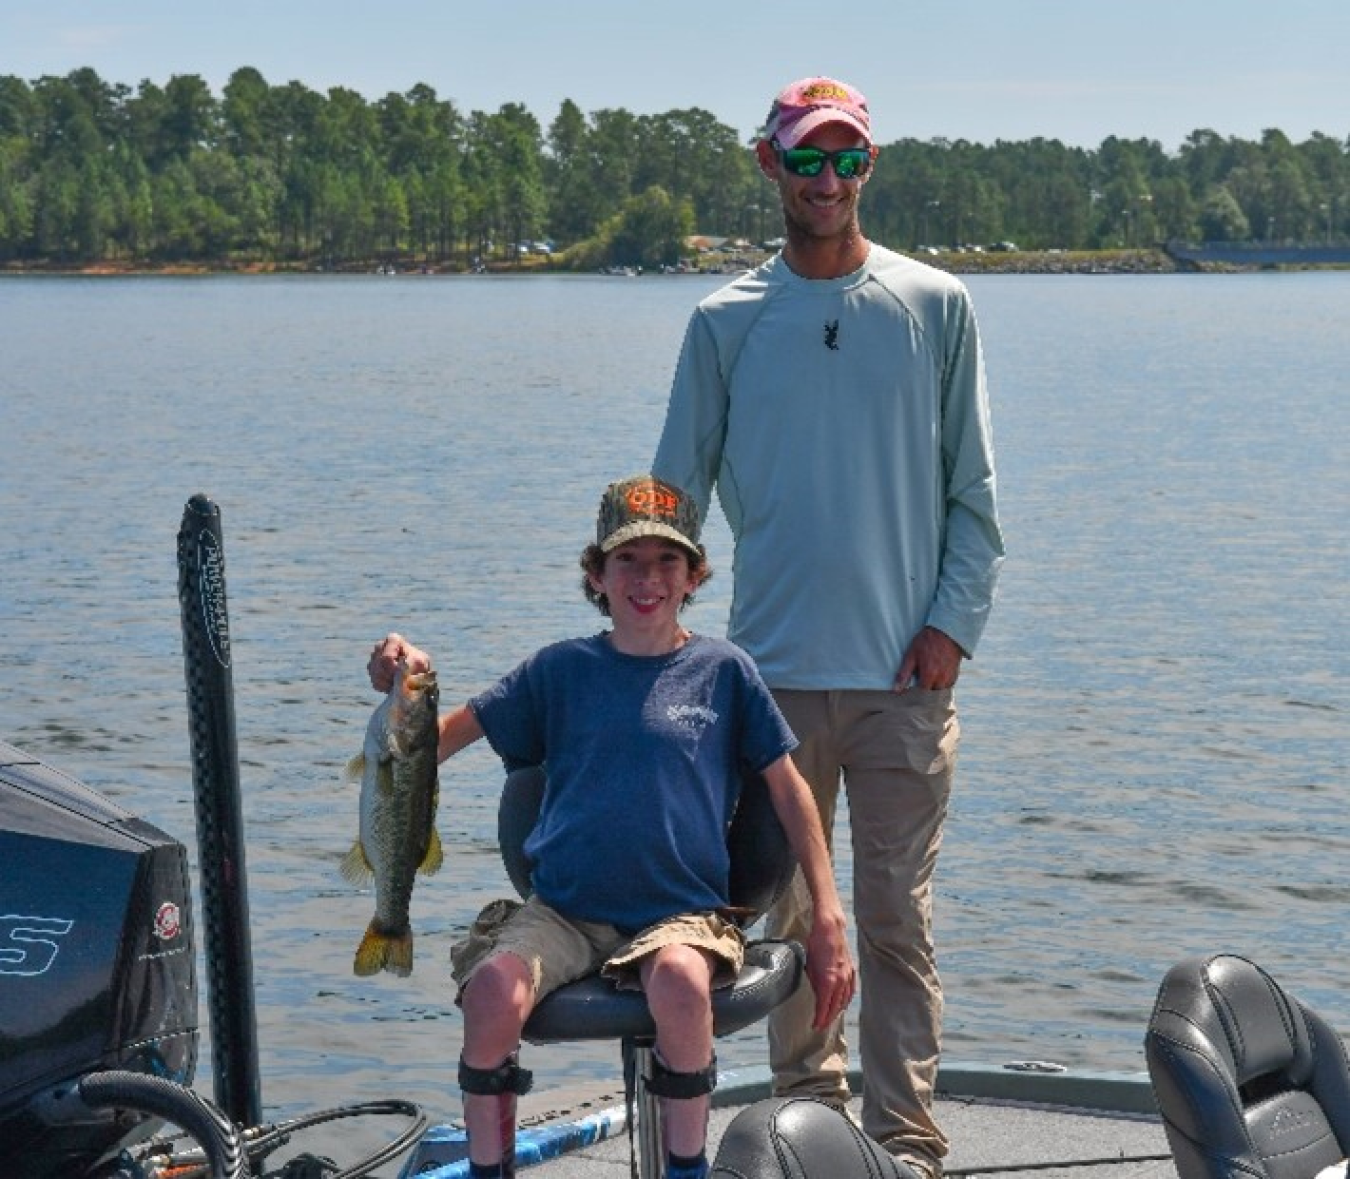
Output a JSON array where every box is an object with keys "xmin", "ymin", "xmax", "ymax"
[{"xmin": 177, "ymin": 493, "xmax": 263, "ymax": 1131}]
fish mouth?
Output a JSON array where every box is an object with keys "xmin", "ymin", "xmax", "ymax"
[
  {"xmin": 403, "ymin": 668, "xmax": 438, "ymax": 692},
  {"xmin": 394, "ymin": 668, "xmax": 439, "ymax": 713}
]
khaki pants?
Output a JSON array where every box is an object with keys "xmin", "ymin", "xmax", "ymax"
[{"xmin": 767, "ymin": 688, "xmax": 958, "ymax": 1163}]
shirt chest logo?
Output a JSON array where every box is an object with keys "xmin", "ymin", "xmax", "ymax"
[{"xmin": 667, "ymin": 703, "xmax": 719, "ymax": 735}]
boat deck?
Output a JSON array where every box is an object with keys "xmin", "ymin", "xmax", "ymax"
[{"xmin": 398, "ymin": 1064, "xmax": 1176, "ymax": 1178}]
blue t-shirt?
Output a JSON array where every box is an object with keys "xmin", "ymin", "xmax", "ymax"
[{"xmin": 469, "ymin": 633, "xmax": 796, "ymax": 932}]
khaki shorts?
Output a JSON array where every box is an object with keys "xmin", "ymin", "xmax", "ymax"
[{"xmin": 450, "ymin": 895, "xmax": 746, "ymax": 1005}]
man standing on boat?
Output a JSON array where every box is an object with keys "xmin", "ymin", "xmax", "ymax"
[{"xmin": 653, "ymin": 76, "xmax": 1004, "ymax": 1177}]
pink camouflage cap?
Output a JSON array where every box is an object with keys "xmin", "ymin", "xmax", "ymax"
[{"xmin": 762, "ymin": 76, "xmax": 872, "ymax": 149}]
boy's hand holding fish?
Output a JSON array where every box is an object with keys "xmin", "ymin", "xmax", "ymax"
[{"xmin": 367, "ymin": 632, "xmax": 432, "ymax": 692}]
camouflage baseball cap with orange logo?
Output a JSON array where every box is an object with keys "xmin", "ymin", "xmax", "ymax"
[{"xmin": 596, "ymin": 475, "xmax": 702, "ymax": 557}]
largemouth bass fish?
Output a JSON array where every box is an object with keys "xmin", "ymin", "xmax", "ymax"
[{"xmin": 341, "ymin": 658, "xmax": 443, "ymax": 976}]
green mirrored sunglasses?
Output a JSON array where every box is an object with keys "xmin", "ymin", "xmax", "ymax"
[{"xmin": 777, "ymin": 144, "xmax": 873, "ymax": 180}]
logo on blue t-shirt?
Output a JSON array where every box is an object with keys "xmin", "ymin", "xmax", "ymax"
[{"xmin": 666, "ymin": 703, "xmax": 719, "ymax": 735}]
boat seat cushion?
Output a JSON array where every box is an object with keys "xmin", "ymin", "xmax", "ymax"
[
  {"xmin": 1145, "ymin": 953, "xmax": 1350, "ymax": 1179},
  {"xmin": 711, "ymin": 1097, "xmax": 919, "ymax": 1179},
  {"xmin": 523, "ymin": 938, "xmax": 802, "ymax": 1044}
]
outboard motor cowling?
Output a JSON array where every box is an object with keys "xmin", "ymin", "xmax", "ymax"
[{"xmin": 0, "ymin": 741, "xmax": 198, "ymax": 1178}]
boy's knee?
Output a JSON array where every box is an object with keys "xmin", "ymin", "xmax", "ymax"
[
  {"xmin": 645, "ymin": 944, "xmax": 715, "ymax": 995},
  {"xmin": 462, "ymin": 952, "xmax": 533, "ymax": 1019}
]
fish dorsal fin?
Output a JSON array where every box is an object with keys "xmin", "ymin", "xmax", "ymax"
[{"xmin": 339, "ymin": 841, "xmax": 375, "ymax": 885}]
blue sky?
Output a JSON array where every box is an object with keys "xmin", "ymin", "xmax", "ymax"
[{"xmin": 4, "ymin": 0, "xmax": 1348, "ymax": 152}]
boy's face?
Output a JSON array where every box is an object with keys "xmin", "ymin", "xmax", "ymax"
[{"xmin": 588, "ymin": 536, "xmax": 702, "ymax": 633}]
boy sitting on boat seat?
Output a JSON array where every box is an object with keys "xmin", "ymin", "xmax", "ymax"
[{"xmin": 366, "ymin": 474, "xmax": 854, "ymax": 1179}]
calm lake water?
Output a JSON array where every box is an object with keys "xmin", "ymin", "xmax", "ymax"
[{"xmin": 2, "ymin": 270, "xmax": 1347, "ymax": 1163}]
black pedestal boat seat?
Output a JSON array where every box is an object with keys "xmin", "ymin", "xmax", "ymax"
[
  {"xmin": 1144, "ymin": 953, "xmax": 1350, "ymax": 1179},
  {"xmin": 497, "ymin": 765, "xmax": 806, "ymax": 1178},
  {"xmin": 710, "ymin": 1096, "xmax": 922, "ymax": 1178}
]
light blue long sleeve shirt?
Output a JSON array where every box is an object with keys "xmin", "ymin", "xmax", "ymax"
[{"xmin": 653, "ymin": 245, "xmax": 1004, "ymax": 691}]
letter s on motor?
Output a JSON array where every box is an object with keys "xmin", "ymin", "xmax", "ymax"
[{"xmin": 0, "ymin": 914, "xmax": 74, "ymax": 977}]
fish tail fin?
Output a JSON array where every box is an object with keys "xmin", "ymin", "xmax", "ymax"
[
  {"xmin": 353, "ymin": 921, "xmax": 413, "ymax": 977},
  {"xmin": 418, "ymin": 827, "xmax": 444, "ymax": 876},
  {"xmin": 339, "ymin": 841, "xmax": 374, "ymax": 885}
]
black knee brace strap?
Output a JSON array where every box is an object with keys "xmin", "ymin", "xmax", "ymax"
[
  {"xmin": 646, "ymin": 1052, "xmax": 717, "ymax": 1099},
  {"xmin": 458, "ymin": 1053, "xmax": 534, "ymax": 1096}
]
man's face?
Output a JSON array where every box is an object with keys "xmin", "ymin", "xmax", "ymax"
[{"xmin": 759, "ymin": 123, "xmax": 875, "ymax": 245}]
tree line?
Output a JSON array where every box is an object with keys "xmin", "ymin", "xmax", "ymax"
[{"xmin": 2, "ymin": 67, "xmax": 1347, "ymax": 270}]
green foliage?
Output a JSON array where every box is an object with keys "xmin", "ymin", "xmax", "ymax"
[
  {"xmin": 601, "ymin": 186, "xmax": 696, "ymax": 268},
  {"xmin": 1198, "ymin": 187, "xmax": 1250, "ymax": 241},
  {"xmin": 1, "ymin": 66, "xmax": 1347, "ymax": 268}
]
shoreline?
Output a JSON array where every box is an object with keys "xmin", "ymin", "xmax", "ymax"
[{"xmin": 5, "ymin": 247, "xmax": 1345, "ymax": 278}]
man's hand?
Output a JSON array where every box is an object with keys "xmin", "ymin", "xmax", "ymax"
[{"xmin": 894, "ymin": 626, "xmax": 963, "ymax": 692}]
